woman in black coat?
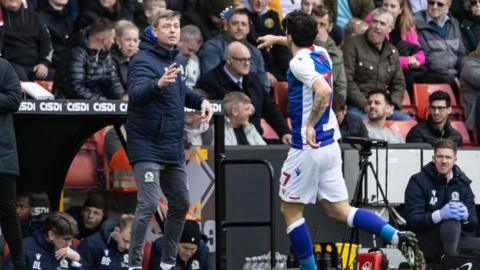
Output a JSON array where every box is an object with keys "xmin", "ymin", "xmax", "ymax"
[{"xmin": 0, "ymin": 58, "xmax": 27, "ymax": 270}]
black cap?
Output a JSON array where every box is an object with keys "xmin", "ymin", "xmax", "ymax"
[{"xmin": 180, "ymin": 220, "xmax": 201, "ymax": 247}]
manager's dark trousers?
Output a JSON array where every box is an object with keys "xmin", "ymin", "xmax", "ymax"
[
  {"xmin": 0, "ymin": 174, "xmax": 26, "ymax": 270},
  {"xmin": 418, "ymin": 220, "xmax": 480, "ymax": 266}
]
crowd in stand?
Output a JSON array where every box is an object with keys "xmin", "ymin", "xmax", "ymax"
[
  {"xmin": 0, "ymin": 0, "xmax": 479, "ymax": 267},
  {"xmin": 0, "ymin": 0, "xmax": 478, "ymax": 147}
]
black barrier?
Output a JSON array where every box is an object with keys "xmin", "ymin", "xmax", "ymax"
[{"xmin": 14, "ymin": 99, "xmax": 223, "ymax": 209}]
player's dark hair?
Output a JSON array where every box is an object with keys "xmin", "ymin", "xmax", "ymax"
[
  {"xmin": 284, "ymin": 10, "xmax": 318, "ymax": 47},
  {"xmin": 42, "ymin": 212, "xmax": 78, "ymax": 236},
  {"xmin": 332, "ymin": 94, "xmax": 346, "ymax": 112}
]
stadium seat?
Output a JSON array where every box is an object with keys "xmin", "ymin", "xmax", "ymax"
[
  {"xmin": 64, "ymin": 142, "xmax": 98, "ymax": 189},
  {"xmin": 34, "ymin": 80, "xmax": 54, "ymax": 93},
  {"xmin": 385, "ymin": 120, "xmax": 418, "ymax": 140},
  {"xmin": 261, "ymin": 118, "xmax": 279, "ymax": 140},
  {"xmin": 413, "ymin": 84, "xmax": 463, "ymax": 120},
  {"xmin": 271, "ymin": 81, "xmax": 289, "ymax": 117},
  {"xmin": 401, "ymin": 91, "xmax": 417, "ymax": 118},
  {"xmin": 450, "ymin": 121, "xmax": 474, "ymax": 147},
  {"xmin": 142, "ymin": 241, "xmax": 153, "ymax": 270}
]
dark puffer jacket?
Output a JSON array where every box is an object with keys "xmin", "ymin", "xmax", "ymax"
[
  {"xmin": 0, "ymin": 58, "xmax": 21, "ymax": 176},
  {"xmin": 53, "ymin": 32, "xmax": 124, "ymax": 100},
  {"xmin": 37, "ymin": 0, "xmax": 73, "ymax": 69},
  {"xmin": 405, "ymin": 162, "xmax": 478, "ymax": 232},
  {"xmin": 126, "ymin": 31, "xmax": 204, "ymax": 165}
]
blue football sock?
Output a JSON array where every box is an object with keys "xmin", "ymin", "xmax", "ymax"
[
  {"xmin": 287, "ymin": 218, "xmax": 316, "ymax": 270},
  {"xmin": 347, "ymin": 208, "xmax": 398, "ymax": 242}
]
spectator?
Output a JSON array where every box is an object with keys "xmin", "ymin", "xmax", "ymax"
[
  {"xmin": 364, "ymin": 0, "xmax": 425, "ymax": 96},
  {"xmin": 312, "ymin": 6, "xmax": 347, "ymax": 100},
  {"xmin": 178, "ymin": 25, "xmax": 203, "ymax": 89},
  {"xmin": 36, "ymin": 0, "xmax": 73, "ymax": 70},
  {"xmin": 54, "ymin": 18, "xmax": 124, "ymax": 100},
  {"xmin": 460, "ymin": 42, "xmax": 480, "ymax": 139},
  {"xmin": 148, "ymin": 220, "xmax": 212, "ymax": 270},
  {"xmin": 134, "ymin": 0, "xmax": 166, "ymax": 33},
  {"xmin": 16, "ymin": 192, "xmax": 35, "ymax": 238},
  {"xmin": 343, "ymin": 18, "xmax": 368, "ymax": 42},
  {"xmin": 404, "ymin": 139, "xmax": 480, "ymax": 266},
  {"xmin": 332, "ymin": 94, "xmax": 369, "ymax": 139},
  {"xmin": 75, "ymin": 0, "xmax": 122, "ymax": 31},
  {"xmin": 126, "ymin": 10, "xmax": 213, "ymax": 269},
  {"xmin": 343, "ymin": 8, "xmax": 409, "ymax": 120},
  {"xmin": 364, "ymin": 90, "xmax": 405, "ymax": 143},
  {"xmin": 67, "ymin": 191, "xmax": 108, "ymax": 240},
  {"xmin": 244, "ymin": 0, "xmax": 291, "ymax": 83},
  {"xmin": 197, "ymin": 41, "xmax": 291, "ymax": 144},
  {"xmin": 1, "ymin": 0, "xmax": 54, "ymax": 82},
  {"xmin": 460, "ymin": 0, "xmax": 480, "ymax": 54},
  {"xmin": 414, "ymin": 0, "xmax": 466, "ymax": 96},
  {"xmin": 223, "ymin": 91, "xmax": 266, "ymax": 145},
  {"xmin": 112, "ymin": 20, "xmax": 140, "ymax": 91},
  {"xmin": 77, "ymin": 214, "xmax": 134, "ymax": 269},
  {"xmin": 198, "ymin": 6, "xmax": 270, "ymax": 93},
  {"xmin": 300, "ymin": 0, "xmax": 323, "ymax": 15},
  {"xmin": 323, "ymin": 0, "xmax": 374, "ymax": 29},
  {"xmin": 5, "ymin": 212, "xmax": 82, "ymax": 270},
  {"xmin": 180, "ymin": 0, "xmax": 226, "ymax": 41},
  {"xmin": 406, "ymin": 91, "xmax": 463, "ymax": 146},
  {"xmin": 0, "ymin": 57, "xmax": 27, "ymax": 270}
]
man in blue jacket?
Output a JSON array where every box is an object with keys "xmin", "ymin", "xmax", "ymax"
[
  {"xmin": 77, "ymin": 214, "xmax": 134, "ymax": 269},
  {"xmin": 126, "ymin": 9, "xmax": 213, "ymax": 270},
  {"xmin": 149, "ymin": 220, "xmax": 212, "ymax": 270},
  {"xmin": 405, "ymin": 139, "xmax": 480, "ymax": 265}
]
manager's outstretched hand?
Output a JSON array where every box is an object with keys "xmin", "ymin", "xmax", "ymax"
[{"xmin": 200, "ymin": 99, "xmax": 213, "ymax": 123}]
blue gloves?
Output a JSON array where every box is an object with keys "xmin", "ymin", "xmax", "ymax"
[{"xmin": 439, "ymin": 202, "xmax": 469, "ymax": 221}]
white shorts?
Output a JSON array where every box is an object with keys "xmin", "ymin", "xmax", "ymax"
[{"xmin": 279, "ymin": 142, "xmax": 348, "ymax": 204}]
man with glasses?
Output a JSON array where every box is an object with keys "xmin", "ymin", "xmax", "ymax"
[
  {"xmin": 405, "ymin": 139, "xmax": 479, "ymax": 268},
  {"xmin": 197, "ymin": 41, "xmax": 292, "ymax": 144},
  {"xmin": 414, "ymin": 0, "xmax": 466, "ymax": 96},
  {"xmin": 406, "ymin": 91, "xmax": 463, "ymax": 146},
  {"xmin": 198, "ymin": 5, "xmax": 270, "ymax": 93}
]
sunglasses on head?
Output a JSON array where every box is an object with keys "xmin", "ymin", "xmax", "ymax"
[{"xmin": 428, "ymin": 0, "xmax": 446, "ymax": 7}]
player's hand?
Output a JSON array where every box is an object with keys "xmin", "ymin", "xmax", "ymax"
[
  {"xmin": 281, "ymin": 133, "xmax": 292, "ymax": 145},
  {"xmin": 158, "ymin": 63, "xmax": 181, "ymax": 89},
  {"xmin": 55, "ymin": 246, "xmax": 81, "ymax": 262},
  {"xmin": 34, "ymin": 63, "xmax": 49, "ymax": 79},
  {"xmin": 257, "ymin": 35, "xmax": 277, "ymax": 51},
  {"xmin": 200, "ymin": 99, "xmax": 213, "ymax": 123},
  {"xmin": 306, "ymin": 125, "xmax": 319, "ymax": 148}
]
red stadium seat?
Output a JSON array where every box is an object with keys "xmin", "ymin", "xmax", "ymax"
[
  {"xmin": 385, "ymin": 120, "xmax": 418, "ymax": 140},
  {"xmin": 261, "ymin": 118, "xmax": 279, "ymax": 140},
  {"xmin": 450, "ymin": 121, "xmax": 474, "ymax": 146},
  {"xmin": 271, "ymin": 81, "xmax": 289, "ymax": 116},
  {"xmin": 64, "ymin": 142, "xmax": 98, "ymax": 189},
  {"xmin": 142, "ymin": 241, "xmax": 153, "ymax": 270},
  {"xmin": 413, "ymin": 84, "xmax": 463, "ymax": 120},
  {"xmin": 401, "ymin": 91, "xmax": 417, "ymax": 118}
]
